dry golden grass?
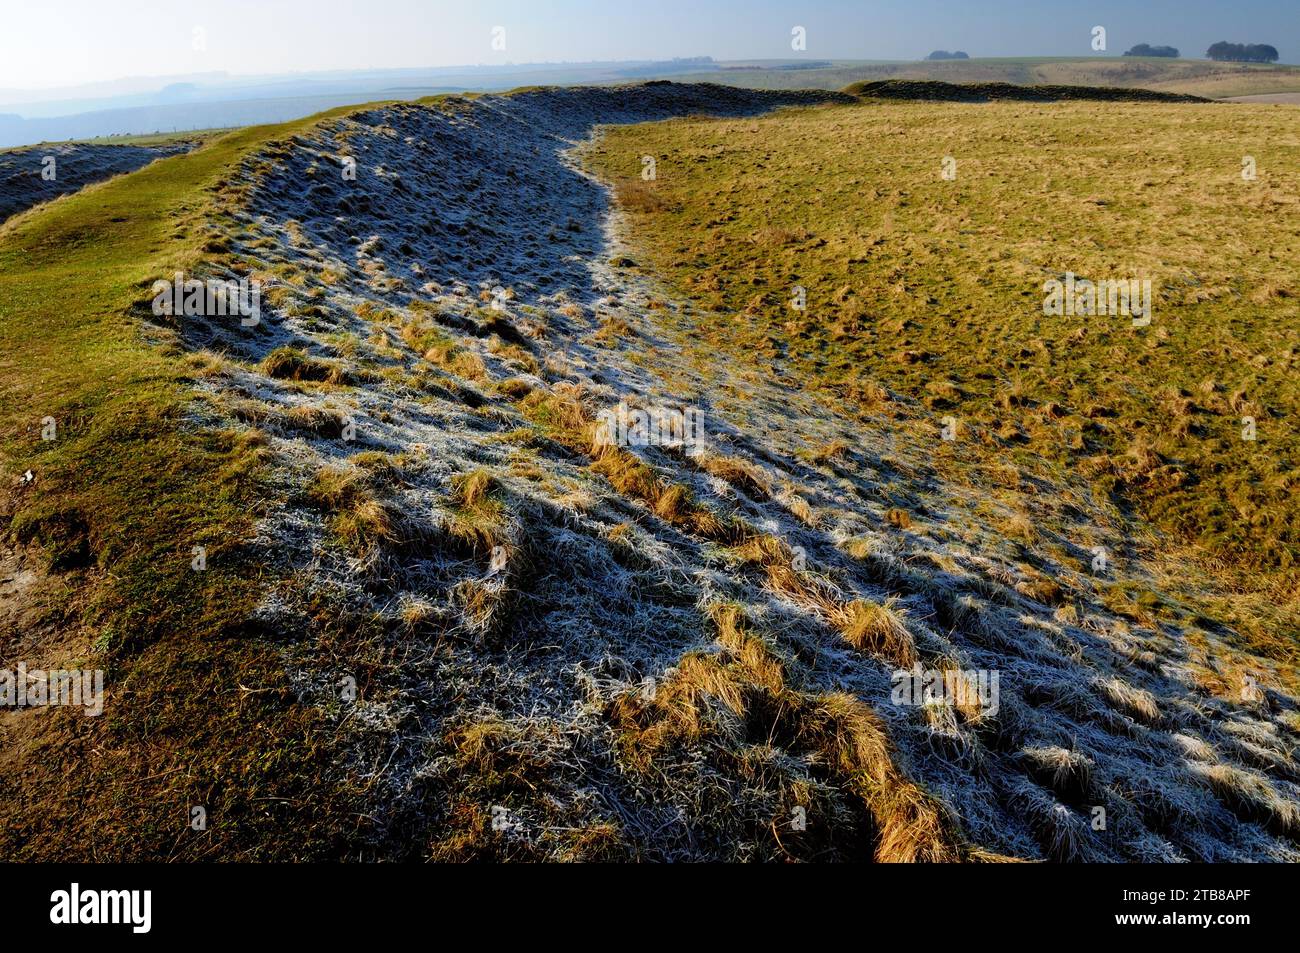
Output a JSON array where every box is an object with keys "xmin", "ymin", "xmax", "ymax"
[
  {"xmin": 261, "ymin": 346, "xmax": 346, "ymax": 384},
  {"xmin": 837, "ymin": 598, "xmax": 918, "ymax": 667},
  {"xmin": 516, "ymin": 383, "xmax": 756, "ymax": 545},
  {"xmin": 806, "ymin": 438, "xmax": 851, "ymax": 465},
  {"xmin": 696, "ymin": 452, "xmax": 772, "ymax": 499},
  {"xmin": 444, "ymin": 469, "xmax": 510, "ymax": 558},
  {"xmin": 606, "ymin": 601, "xmax": 964, "ymax": 861},
  {"xmin": 453, "ymin": 469, "xmax": 495, "ymax": 509},
  {"xmin": 306, "ymin": 464, "xmax": 399, "ymax": 559},
  {"xmin": 1193, "ymin": 763, "xmax": 1300, "ymax": 837},
  {"xmin": 1097, "ymin": 676, "xmax": 1163, "ymax": 726}
]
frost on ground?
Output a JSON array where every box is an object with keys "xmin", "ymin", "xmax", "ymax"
[
  {"xmin": 168, "ymin": 83, "xmax": 1300, "ymax": 861},
  {"xmin": 0, "ymin": 141, "xmax": 194, "ymax": 223}
]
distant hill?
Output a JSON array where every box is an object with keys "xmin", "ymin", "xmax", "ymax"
[
  {"xmin": 668, "ymin": 56, "xmax": 1300, "ymax": 99},
  {"xmin": 0, "ymin": 89, "xmax": 461, "ymax": 149}
]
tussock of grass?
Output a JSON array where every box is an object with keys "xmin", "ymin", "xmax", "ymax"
[
  {"xmin": 487, "ymin": 337, "xmax": 539, "ymax": 374},
  {"xmin": 261, "ymin": 346, "xmax": 345, "ymax": 384},
  {"xmin": 306, "ymin": 464, "xmax": 400, "ymax": 561},
  {"xmin": 444, "ymin": 469, "xmax": 509, "ymax": 558},
  {"xmin": 1097, "ymin": 676, "xmax": 1163, "ymax": 726},
  {"xmin": 282, "ymin": 403, "xmax": 349, "ymax": 437},
  {"xmin": 1190, "ymin": 763, "xmax": 1300, "ymax": 837},
  {"xmin": 885, "ymin": 507, "xmax": 913, "ymax": 530},
  {"xmin": 453, "ymin": 469, "xmax": 495, "ymax": 509},
  {"xmin": 1016, "ymin": 574, "xmax": 1066, "ymax": 606},
  {"xmin": 609, "ymin": 178, "xmax": 672, "ymax": 214},
  {"xmin": 732, "ymin": 533, "xmax": 922, "ymax": 667},
  {"xmin": 807, "ymin": 691, "xmax": 964, "ymax": 862},
  {"xmin": 837, "ymin": 598, "xmax": 918, "ymax": 667},
  {"xmin": 697, "ymin": 452, "xmax": 771, "ymax": 499},
  {"xmin": 1018, "ymin": 745, "xmax": 1096, "ymax": 803},
  {"xmin": 495, "ymin": 377, "xmax": 536, "ymax": 401},
  {"xmin": 425, "ymin": 342, "xmax": 488, "ymax": 382},
  {"xmin": 806, "ymin": 439, "xmax": 850, "ymax": 466},
  {"xmin": 1010, "ymin": 778, "xmax": 1096, "ymax": 862},
  {"xmin": 333, "ymin": 496, "xmax": 399, "ymax": 558},
  {"xmin": 450, "ymin": 576, "xmax": 513, "ymax": 641},
  {"xmin": 397, "ymin": 317, "xmax": 491, "ymax": 382}
]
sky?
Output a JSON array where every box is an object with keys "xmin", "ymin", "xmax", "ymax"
[{"xmin": 2, "ymin": 0, "xmax": 1297, "ymax": 91}]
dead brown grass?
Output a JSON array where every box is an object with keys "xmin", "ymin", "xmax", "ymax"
[{"xmin": 606, "ymin": 601, "xmax": 965, "ymax": 861}]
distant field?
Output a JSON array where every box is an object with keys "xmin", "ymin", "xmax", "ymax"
[
  {"xmin": 1225, "ymin": 92, "xmax": 1300, "ymax": 104},
  {"xmin": 677, "ymin": 57, "xmax": 1300, "ymax": 100},
  {"xmin": 587, "ymin": 98, "xmax": 1300, "ymax": 644}
]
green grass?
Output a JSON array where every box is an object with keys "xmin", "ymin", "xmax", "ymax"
[
  {"xmin": 0, "ymin": 103, "xmax": 396, "ymax": 859},
  {"xmin": 584, "ymin": 98, "xmax": 1300, "ymax": 653}
]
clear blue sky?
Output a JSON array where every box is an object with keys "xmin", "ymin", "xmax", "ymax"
[{"xmin": 2, "ymin": 0, "xmax": 1296, "ymax": 90}]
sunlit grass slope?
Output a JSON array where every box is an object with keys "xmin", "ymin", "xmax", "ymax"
[
  {"xmin": 585, "ymin": 98, "xmax": 1300, "ymax": 649},
  {"xmin": 0, "ymin": 104, "xmax": 387, "ymax": 859}
]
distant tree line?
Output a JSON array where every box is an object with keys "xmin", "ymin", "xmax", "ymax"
[
  {"xmin": 926, "ymin": 50, "xmax": 969, "ymax": 60},
  {"xmin": 1206, "ymin": 42, "xmax": 1280, "ymax": 62},
  {"xmin": 1123, "ymin": 44, "xmax": 1179, "ymax": 58}
]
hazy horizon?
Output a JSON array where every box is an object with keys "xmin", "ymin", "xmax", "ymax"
[{"xmin": 4, "ymin": 0, "xmax": 1298, "ymax": 93}]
